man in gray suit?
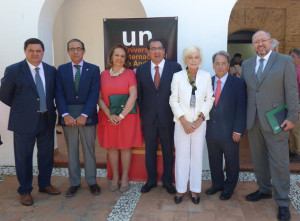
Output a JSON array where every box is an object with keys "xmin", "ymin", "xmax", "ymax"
[{"xmin": 242, "ymin": 30, "xmax": 299, "ymax": 221}]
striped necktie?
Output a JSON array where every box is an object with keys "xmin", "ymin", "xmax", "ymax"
[
  {"xmin": 74, "ymin": 65, "xmax": 81, "ymax": 92},
  {"xmin": 35, "ymin": 67, "xmax": 47, "ymax": 112}
]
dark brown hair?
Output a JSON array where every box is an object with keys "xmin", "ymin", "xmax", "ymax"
[{"xmin": 106, "ymin": 44, "xmax": 130, "ymax": 69}]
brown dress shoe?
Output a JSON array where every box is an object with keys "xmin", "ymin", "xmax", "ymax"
[
  {"xmin": 89, "ymin": 184, "xmax": 101, "ymax": 195},
  {"xmin": 39, "ymin": 185, "xmax": 61, "ymax": 195},
  {"xmin": 20, "ymin": 193, "xmax": 33, "ymax": 206}
]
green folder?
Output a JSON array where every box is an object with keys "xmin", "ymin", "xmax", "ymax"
[
  {"xmin": 109, "ymin": 94, "xmax": 137, "ymax": 115},
  {"xmin": 266, "ymin": 104, "xmax": 287, "ymax": 134}
]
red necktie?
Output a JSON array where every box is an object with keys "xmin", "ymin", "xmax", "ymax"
[
  {"xmin": 154, "ymin": 66, "xmax": 160, "ymax": 90},
  {"xmin": 215, "ymin": 80, "xmax": 221, "ymax": 105}
]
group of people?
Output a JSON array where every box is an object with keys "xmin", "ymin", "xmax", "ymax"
[{"xmin": 0, "ymin": 30, "xmax": 299, "ymax": 221}]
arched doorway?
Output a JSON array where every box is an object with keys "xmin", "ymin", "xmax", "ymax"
[{"xmin": 227, "ymin": 0, "xmax": 300, "ymax": 171}]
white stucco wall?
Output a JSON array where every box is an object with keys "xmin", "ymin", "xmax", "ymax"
[{"xmin": 0, "ymin": 0, "xmax": 237, "ymax": 167}]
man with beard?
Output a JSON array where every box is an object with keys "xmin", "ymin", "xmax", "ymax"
[{"xmin": 241, "ymin": 30, "xmax": 298, "ymax": 221}]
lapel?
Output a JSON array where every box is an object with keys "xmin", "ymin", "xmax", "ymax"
[
  {"xmin": 67, "ymin": 62, "xmax": 77, "ymax": 92},
  {"xmin": 258, "ymin": 51, "xmax": 277, "ymax": 86},
  {"xmin": 217, "ymin": 74, "xmax": 233, "ymax": 106},
  {"xmin": 80, "ymin": 62, "xmax": 90, "ymax": 91},
  {"xmin": 158, "ymin": 60, "xmax": 169, "ymax": 90},
  {"xmin": 42, "ymin": 62, "xmax": 51, "ymax": 100},
  {"xmin": 211, "ymin": 74, "xmax": 233, "ymax": 107},
  {"xmin": 21, "ymin": 59, "xmax": 38, "ymax": 96},
  {"xmin": 145, "ymin": 61, "xmax": 156, "ymax": 92},
  {"xmin": 249, "ymin": 57, "xmax": 259, "ymax": 85}
]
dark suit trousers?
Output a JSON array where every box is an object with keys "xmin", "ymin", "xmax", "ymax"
[
  {"xmin": 143, "ymin": 120, "xmax": 174, "ymax": 185},
  {"xmin": 207, "ymin": 139, "xmax": 239, "ymax": 192},
  {"xmin": 13, "ymin": 114, "xmax": 54, "ymax": 195},
  {"xmin": 248, "ymin": 115, "xmax": 290, "ymax": 207}
]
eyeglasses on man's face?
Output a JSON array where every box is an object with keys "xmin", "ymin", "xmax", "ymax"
[
  {"xmin": 69, "ymin": 47, "xmax": 84, "ymax": 52},
  {"xmin": 253, "ymin": 39, "xmax": 270, "ymax": 45},
  {"xmin": 149, "ymin": 47, "xmax": 164, "ymax": 51}
]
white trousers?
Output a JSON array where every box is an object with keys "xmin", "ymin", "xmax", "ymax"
[{"xmin": 174, "ymin": 119, "xmax": 206, "ymax": 193}]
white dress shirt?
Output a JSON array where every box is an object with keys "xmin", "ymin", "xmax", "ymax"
[
  {"xmin": 150, "ymin": 59, "xmax": 165, "ymax": 81},
  {"xmin": 214, "ymin": 72, "xmax": 228, "ymax": 94},
  {"xmin": 26, "ymin": 60, "xmax": 46, "ymax": 93},
  {"xmin": 255, "ymin": 50, "xmax": 272, "ymax": 73}
]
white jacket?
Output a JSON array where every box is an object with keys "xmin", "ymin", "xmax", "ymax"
[{"xmin": 169, "ymin": 69, "xmax": 214, "ymax": 123}]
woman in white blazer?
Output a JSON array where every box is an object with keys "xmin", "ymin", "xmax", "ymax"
[{"xmin": 169, "ymin": 45, "xmax": 214, "ymax": 204}]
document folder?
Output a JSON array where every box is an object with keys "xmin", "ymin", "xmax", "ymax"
[{"xmin": 266, "ymin": 104, "xmax": 287, "ymax": 134}]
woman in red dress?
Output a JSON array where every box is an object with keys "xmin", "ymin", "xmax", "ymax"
[{"xmin": 98, "ymin": 44, "xmax": 142, "ymax": 192}]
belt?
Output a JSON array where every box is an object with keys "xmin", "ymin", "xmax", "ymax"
[{"xmin": 40, "ymin": 111, "xmax": 48, "ymax": 116}]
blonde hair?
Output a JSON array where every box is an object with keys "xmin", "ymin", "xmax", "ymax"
[{"xmin": 182, "ymin": 45, "xmax": 203, "ymax": 66}]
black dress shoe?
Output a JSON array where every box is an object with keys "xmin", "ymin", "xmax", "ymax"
[
  {"xmin": 190, "ymin": 192, "xmax": 200, "ymax": 204},
  {"xmin": 163, "ymin": 183, "xmax": 176, "ymax": 194},
  {"xmin": 89, "ymin": 184, "xmax": 101, "ymax": 196},
  {"xmin": 245, "ymin": 190, "xmax": 272, "ymax": 201},
  {"xmin": 205, "ymin": 186, "xmax": 223, "ymax": 195},
  {"xmin": 174, "ymin": 195, "xmax": 183, "ymax": 204},
  {"xmin": 66, "ymin": 185, "xmax": 80, "ymax": 197},
  {"xmin": 277, "ymin": 206, "xmax": 290, "ymax": 221},
  {"xmin": 140, "ymin": 183, "xmax": 157, "ymax": 193},
  {"xmin": 220, "ymin": 190, "xmax": 233, "ymax": 200}
]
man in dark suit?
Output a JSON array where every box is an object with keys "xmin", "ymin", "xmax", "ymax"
[
  {"xmin": 0, "ymin": 38, "xmax": 61, "ymax": 206},
  {"xmin": 137, "ymin": 38, "xmax": 182, "ymax": 194},
  {"xmin": 56, "ymin": 39, "xmax": 100, "ymax": 197},
  {"xmin": 242, "ymin": 30, "xmax": 299, "ymax": 221},
  {"xmin": 205, "ymin": 51, "xmax": 247, "ymax": 200}
]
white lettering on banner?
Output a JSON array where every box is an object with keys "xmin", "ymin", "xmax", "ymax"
[
  {"xmin": 139, "ymin": 31, "xmax": 152, "ymax": 46},
  {"xmin": 122, "ymin": 31, "xmax": 152, "ymax": 46}
]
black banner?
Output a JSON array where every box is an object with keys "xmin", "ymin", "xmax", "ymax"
[{"xmin": 103, "ymin": 17, "xmax": 178, "ymax": 69}]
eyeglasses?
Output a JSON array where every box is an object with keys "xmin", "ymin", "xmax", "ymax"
[
  {"xmin": 149, "ymin": 47, "xmax": 164, "ymax": 51},
  {"xmin": 69, "ymin": 47, "xmax": 84, "ymax": 52},
  {"xmin": 214, "ymin": 62, "xmax": 228, "ymax": 67},
  {"xmin": 253, "ymin": 39, "xmax": 270, "ymax": 45}
]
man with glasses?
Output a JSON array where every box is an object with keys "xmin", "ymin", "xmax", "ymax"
[
  {"xmin": 0, "ymin": 38, "xmax": 60, "ymax": 206},
  {"xmin": 205, "ymin": 51, "xmax": 246, "ymax": 201},
  {"xmin": 241, "ymin": 30, "xmax": 298, "ymax": 221},
  {"xmin": 137, "ymin": 38, "xmax": 182, "ymax": 194},
  {"xmin": 56, "ymin": 39, "xmax": 100, "ymax": 197}
]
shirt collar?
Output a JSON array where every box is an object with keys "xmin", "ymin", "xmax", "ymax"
[
  {"xmin": 151, "ymin": 59, "xmax": 165, "ymax": 70},
  {"xmin": 26, "ymin": 60, "xmax": 43, "ymax": 71},
  {"xmin": 215, "ymin": 72, "xmax": 229, "ymax": 84},
  {"xmin": 256, "ymin": 50, "xmax": 272, "ymax": 63},
  {"xmin": 72, "ymin": 60, "xmax": 84, "ymax": 67}
]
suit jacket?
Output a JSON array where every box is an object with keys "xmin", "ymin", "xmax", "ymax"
[
  {"xmin": 136, "ymin": 60, "xmax": 182, "ymax": 126},
  {"xmin": 169, "ymin": 69, "xmax": 214, "ymax": 123},
  {"xmin": 206, "ymin": 74, "xmax": 247, "ymax": 141},
  {"xmin": 56, "ymin": 61, "xmax": 100, "ymax": 126},
  {"xmin": 0, "ymin": 59, "xmax": 57, "ymax": 134},
  {"xmin": 241, "ymin": 51, "xmax": 299, "ymax": 132}
]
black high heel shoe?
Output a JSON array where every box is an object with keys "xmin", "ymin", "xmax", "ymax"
[
  {"xmin": 190, "ymin": 192, "xmax": 200, "ymax": 204},
  {"xmin": 174, "ymin": 194, "xmax": 183, "ymax": 204}
]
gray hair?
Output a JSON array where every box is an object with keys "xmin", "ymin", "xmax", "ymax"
[
  {"xmin": 182, "ymin": 45, "xmax": 203, "ymax": 66},
  {"xmin": 289, "ymin": 48, "xmax": 300, "ymax": 58},
  {"xmin": 252, "ymin": 30, "xmax": 272, "ymax": 42},
  {"xmin": 212, "ymin": 51, "xmax": 230, "ymax": 64}
]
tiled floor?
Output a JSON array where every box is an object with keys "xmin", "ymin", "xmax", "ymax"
[
  {"xmin": 54, "ymin": 127, "xmax": 300, "ymax": 172},
  {"xmin": 0, "ymin": 167, "xmax": 300, "ymax": 221}
]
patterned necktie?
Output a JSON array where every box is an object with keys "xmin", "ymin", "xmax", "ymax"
[
  {"xmin": 214, "ymin": 80, "xmax": 221, "ymax": 105},
  {"xmin": 256, "ymin": 58, "xmax": 265, "ymax": 81},
  {"xmin": 74, "ymin": 65, "xmax": 81, "ymax": 92},
  {"xmin": 35, "ymin": 67, "xmax": 47, "ymax": 112},
  {"xmin": 154, "ymin": 66, "xmax": 160, "ymax": 90}
]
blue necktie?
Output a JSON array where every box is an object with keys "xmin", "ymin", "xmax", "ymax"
[
  {"xmin": 256, "ymin": 59, "xmax": 265, "ymax": 81},
  {"xmin": 35, "ymin": 67, "xmax": 47, "ymax": 112}
]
